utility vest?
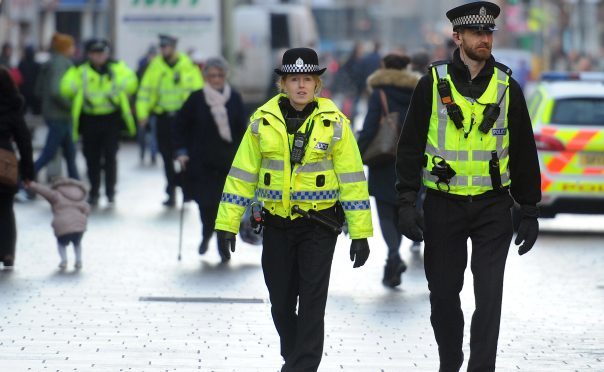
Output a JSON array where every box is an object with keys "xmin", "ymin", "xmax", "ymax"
[
  {"xmin": 215, "ymin": 95, "xmax": 373, "ymax": 240},
  {"xmin": 60, "ymin": 61, "xmax": 138, "ymax": 140},
  {"xmin": 135, "ymin": 54, "xmax": 203, "ymax": 120},
  {"xmin": 424, "ymin": 63, "xmax": 511, "ymax": 196}
]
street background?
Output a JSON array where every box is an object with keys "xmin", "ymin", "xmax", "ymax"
[{"xmin": 2, "ymin": 134, "xmax": 603, "ymax": 371}]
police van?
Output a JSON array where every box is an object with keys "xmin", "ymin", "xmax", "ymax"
[{"xmin": 526, "ymin": 72, "xmax": 604, "ymax": 219}]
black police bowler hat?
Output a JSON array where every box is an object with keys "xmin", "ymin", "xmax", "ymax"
[
  {"xmin": 274, "ymin": 47, "xmax": 326, "ymax": 76},
  {"xmin": 85, "ymin": 39, "xmax": 110, "ymax": 53},
  {"xmin": 446, "ymin": 1, "xmax": 500, "ymax": 31},
  {"xmin": 158, "ymin": 34, "xmax": 178, "ymax": 47}
]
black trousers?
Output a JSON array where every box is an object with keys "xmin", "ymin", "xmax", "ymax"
[
  {"xmin": 81, "ymin": 113, "xmax": 121, "ymax": 199},
  {"xmin": 423, "ymin": 191, "xmax": 514, "ymax": 372},
  {"xmin": 375, "ymin": 199, "xmax": 402, "ymax": 262},
  {"xmin": 155, "ymin": 113, "xmax": 176, "ymax": 198},
  {"xmin": 262, "ymin": 216, "xmax": 338, "ymax": 372},
  {"xmin": 0, "ymin": 193, "xmax": 16, "ymax": 263},
  {"xmin": 196, "ymin": 201, "xmax": 219, "ymax": 241}
]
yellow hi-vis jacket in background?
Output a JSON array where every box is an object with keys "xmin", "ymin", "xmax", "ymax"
[
  {"xmin": 60, "ymin": 60, "xmax": 138, "ymax": 141},
  {"xmin": 135, "ymin": 53, "xmax": 203, "ymax": 121},
  {"xmin": 215, "ymin": 94, "xmax": 373, "ymax": 240}
]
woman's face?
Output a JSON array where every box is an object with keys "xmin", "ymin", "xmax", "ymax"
[
  {"xmin": 283, "ymin": 74, "xmax": 316, "ymax": 110},
  {"xmin": 204, "ymin": 66, "xmax": 226, "ymax": 91}
]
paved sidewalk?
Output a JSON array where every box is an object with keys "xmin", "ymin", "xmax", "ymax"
[{"xmin": 2, "ymin": 144, "xmax": 603, "ymax": 371}]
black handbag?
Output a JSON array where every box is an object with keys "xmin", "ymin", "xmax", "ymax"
[{"xmin": 361, "ymin": 90, "xmax": 401, "ymax": 166}]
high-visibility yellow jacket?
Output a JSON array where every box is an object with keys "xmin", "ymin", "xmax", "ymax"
[
  {"xmin": 60, "ymin": 60, "xmax": 138, "ymax": 140},
  {"xmin": 135, "ymin": 53, "xmax": 203, "ymax": 121},
  {"xmin": 215, "ymin": 94, "xmax": 373, "ymax": 240},
  {"xmin": 424, "ymin": 64, "xmax": 511, "ymax": 195}
]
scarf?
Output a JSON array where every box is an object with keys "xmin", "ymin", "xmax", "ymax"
[{"xmin": 203, "ymin": 83, "xmax": 232, "ymax": 143}]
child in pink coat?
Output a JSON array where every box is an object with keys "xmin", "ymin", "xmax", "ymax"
[{"xmin": 27, "ymin": 177, "xmax": 90, "ymax": 269}]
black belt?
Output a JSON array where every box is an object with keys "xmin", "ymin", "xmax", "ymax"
[
  {"xmin": 426, "ymin": 187, "xmax": 509, "ymax": 202},
  {"xmin": 263, "ymin": 205, "xmax": 339, "ymax": 229}
]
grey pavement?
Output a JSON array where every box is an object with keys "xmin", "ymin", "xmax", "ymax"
[{"xmin": 2, "ymin": 142, "xmax": 603, "ymax": 371}]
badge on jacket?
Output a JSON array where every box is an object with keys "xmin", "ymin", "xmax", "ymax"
[
  {"xmin": 315, "ymin": 142, "xmax": 329, "ymax": 150},
  {"xmin": 492, "ymin": 128, "xmax": 507, "ymax": 136}
]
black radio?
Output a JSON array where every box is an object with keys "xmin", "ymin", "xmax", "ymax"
[{"xmin": 291, "ymin": 132, "xmax": 307, "ymax": 164}]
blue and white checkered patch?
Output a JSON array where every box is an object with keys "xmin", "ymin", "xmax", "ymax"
[
  {"xmin": 257, "ymin": 188, "xmax": 283, "ymax": 200},
  {"xmin": 341, "ymin": 200, "xmax": 371, "ymax": 211},
  {"xmin": 291, "ymin": 190, "xmax": 339, "ymax": 201},
  {"xmin": 220, "ymin": 193, "xmax": 251, "ymax": 207}
]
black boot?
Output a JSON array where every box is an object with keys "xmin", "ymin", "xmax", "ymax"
[
  {"xmin": 382, "ymin": 259, "xmax": 407, "ymax": 288},
  {"xmin": 163, "ymin": 193, "xmax": 175, "ymax": 207},
  {"xmin": 198, "ymin": 237, "xmax": 209, "ymax": 255}
]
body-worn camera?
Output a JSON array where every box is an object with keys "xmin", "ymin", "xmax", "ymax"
[
  {"xmin": 291, "ymin": 132, "xmax": 307, "ymax": 164},
  {"xmin": 478, "ymin": 103, "xmax": 501, "ymax": 134}
]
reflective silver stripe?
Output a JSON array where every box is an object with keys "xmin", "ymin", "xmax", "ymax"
[
  {"xmin": 298, "ymin": 159, "xmax": 333, "ymax": 173},
  {"xmin": 472, "ymin": 172, "xmax": 510, "ymax": 187},
  {"xmin": 337, "ymin": 171, "xmax": 366, "ymax": 183},
  {"xmin": 425, "ymin": 144, "xmax": 469, "ymax": 161},
  {"xmin": 261, "ymin": 158, "xmax": 284, "ymax": 170},
  {"xmin": 324, "ymin": 119, "xmax": 343, "ymax": 158},
  {"xmin": 228, "ymin": 167, "xmax": 258, "ymax": 183},
  {"xmin": 250, "ymin": 119, "xmax": 260, "ymax": 135},
  {"xmin": 472, "ymin": 148, "xmax": 509, "ymax": 161},
  {"xmin": 435, "ymin": 64, "xmax": 447, "ymax": 80},
  {"xmin": 495, "ymin": 68, "xmax": 508, "ymax": 151}
]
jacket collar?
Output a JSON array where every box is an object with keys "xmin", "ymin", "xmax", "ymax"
[
  {"xmin": 366, "ymin": 68, "xmax": 419, "ymax": 92},
  {"xmin": 255, "ymin": 94, "xmax": 343, "ymax": 123},
  {"xmin": 449, "ymin": 48, "xmax": 495, "ymax": 81}
]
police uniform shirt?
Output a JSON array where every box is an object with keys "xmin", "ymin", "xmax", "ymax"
[{"xmin": 395, "ymin": 48, "xmax": 541, "ymax": 206}]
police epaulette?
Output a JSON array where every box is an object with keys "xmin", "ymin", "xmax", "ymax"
[
  {"xmin": 428, "ymin": 60, "xmax": 452, "ymax": 69},
  {"xmin": 494, "ymin": 61, "xmax": 512, "ymax": 76}
]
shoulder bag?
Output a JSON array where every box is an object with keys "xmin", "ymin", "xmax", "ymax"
[
  {"xmin": 0, "ymin": 147, "xmax": 18, "ymax": 188},
  {"xmin": 361, "ymin": 90, "xmax": 402, "ymax": 167}
]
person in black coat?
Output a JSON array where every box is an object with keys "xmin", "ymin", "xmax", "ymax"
[
  {"xmin": 173, "ymin": 57, "xmax": 246, "ymax": 259},
  {"xmin": 356, "ymin": 54, "xmax": 419, "ymax": 288},
  {"xmin": 0, "ymin": 66, "xmax": 34, "ymax": 269}
]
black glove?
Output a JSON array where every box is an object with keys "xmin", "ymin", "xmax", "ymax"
[
  {"xmin": 217, "ymin": 230, "xmax": 236, "ymax": 260},
  {"xmin": 350, "ymin": 238, "xmax": 370, "ymax": 268},
  {"xmin": 514, "ymin": 205, "xmax": 539, "ymax": 255},
  {"xmin": 397, "ymin": 192, "xmax": 425, "ymax": 241}
]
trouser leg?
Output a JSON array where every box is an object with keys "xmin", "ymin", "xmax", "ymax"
[
  {"xmin": 467, "ymin": 194, "xmax": 514, "ymax": 372},
  {"xmin": 0, "ymin": 194, "xmax": 16, "ymax": 263},
  {"xmin": 285, "ymin": 224, "xmax": 337, "ymax": 372},
  {"xmin": 60, "ymin": 121, "xmax": 80, "ymax": 180},
  {"xmin": 155, "ymin": 115, "xmax": 176, "ymax": 198},
  {"xmin": 262, "ymin": 225, "xmax": 299, "ymax": 361},
  {"xmin": 423, "ymin": 193, "xmax": 470, "ymax": 372},
  {"xmin": 81, "ymin": 125, "xmax": 102, "ymax": 199},
  {"xmin": 198, "ymin": 202, "xmax": 219, "ymax": 241},
  {"xmin": 34, "ymin": 120, "xmax": 63, "ymax": 176},
  {"xmin": 376, "ymin": 199, "xmax": 402, "ymax": 262},
  {"xmin": 103, "ymin": 121, "xmax": 120, "ymax": 198}
]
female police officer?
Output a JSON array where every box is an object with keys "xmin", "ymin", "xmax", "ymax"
[{"xmin": 215, "ymin": 47, "xmax": 372, "ymax": 371}]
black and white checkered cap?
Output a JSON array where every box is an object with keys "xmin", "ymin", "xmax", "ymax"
[
  {"xmin": 275, "ymin": 47, "xmax": 326, "ymax": 76},
  {"xmin": 446, "ymin": 1, "xmax": 500, "ymax": 31}
]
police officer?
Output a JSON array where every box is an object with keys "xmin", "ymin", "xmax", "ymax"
[
  {"xmin": 61, "ymin": 39, "xmax": 137, "ymax": 206},
  {"xmin": 395, "ymin": 2, "xmax": 541, "ymax": 371},
  {"xmin": 215, "ymin": 48, "xmax": 372, "ymax": 371},
  {"xmin": 136, "ymin": 34, "xmax": 203, "ymax": 207}
]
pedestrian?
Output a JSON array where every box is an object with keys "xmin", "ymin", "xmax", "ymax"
[
  {"xmin": 33, "ymin": 33, "xmax": 80, "ymax": 181},
  {"xmin": 60, "ymin": 39, "xmax": 138, "ymax": 206},
  {"xmin": 25, "ymin": 177, "xmax": 90, "ymax": 270},
  {"xmin": 135, "ymin": 46, "xmax": 159, "ymax": 166},
  {"xmin": 136, "ymin": 34, "xmax": 204, "ymax": 207},
  {"xmin": 357, "ymin": 53, "xmax": 419, "ymax": 288},
  {"xmin": 0, "ymin": 66, "xmax": 34, "ymax": 270},
  {"xmin": 17, "ymin": 45, "xmax": 41, "ymax": 115},
  {"xmin": 173, "ymin": 57, "xmax": 246, "ymax": 257},
  {"xmin": 214, "ymin": 48, "xmax": 373, "ymax": 371},
  {"xmin": 395, "ymin": 2, "xmax": 541, "ymax": 371}
]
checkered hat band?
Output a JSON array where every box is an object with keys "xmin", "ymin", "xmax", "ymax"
[
  {"xmin": 280, "ymin": 64, "xmax": 322, "ymax": 74},
  {"xmin": 452, "ymin": 14, "xmax": 495, "ymax": 27}
]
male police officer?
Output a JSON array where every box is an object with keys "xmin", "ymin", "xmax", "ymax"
[
  {"xmin": 395, "ymin": 2, "xmax": 541, "ymax": 371},
  {"xmin": 61, "ymin": 39, "xmax": 137, "ymax": 206},
  {"xmin": 136, "ymin": 34, "xmax": 203, "ymax": 207}
]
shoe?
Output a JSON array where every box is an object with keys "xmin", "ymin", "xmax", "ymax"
[
  {"xmin": 88, "ymin": 195, "xmax": 99, "ymax": 206},
  {"xmin": 198, "ymin": 238, "xmax": 209, "ymax": 255},
  {"xmin": 2, "ymin": 258, "xmax": 14, "ymax": 270},
  {"xmin": 162, "ymin": 196, "xmax": 175, "ymax": 207},
  {"xmin": 382, "ymin": 259, "xmax": 407, "ymax": 288},
  {"xmin": 107, "ymin": 195, "xmax": 115, "ymax": 204},
  {"xmin": 74, "ymin": 261, "xmax": 82, "ymax": 270},
  {"xmin": 58, "ymin": 260, "xmax": 67, "ymax": 270},
  {"xmin": 410, "ymin": 241, "xmax": 421, "ymax": 254}
]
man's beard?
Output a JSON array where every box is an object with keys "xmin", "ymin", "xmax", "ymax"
[{"xmin": 462, "ymin": 43, "xmax": 491, "ymax": 62}]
